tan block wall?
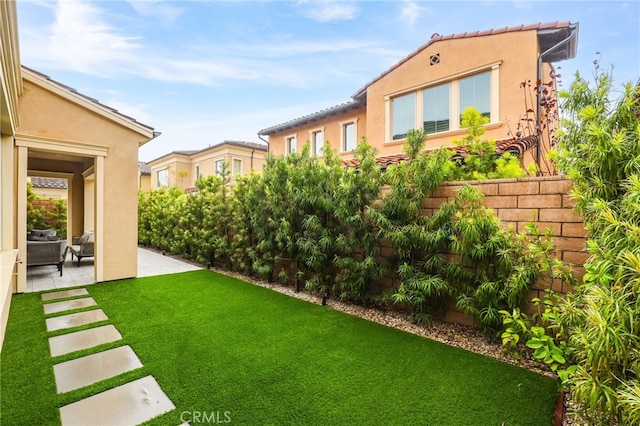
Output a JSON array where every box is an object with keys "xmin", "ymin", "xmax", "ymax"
[
  {"xmin": 29, "ymin": 198, "xmax": 66, "ymax": 229},
  {"xmin": 377, "ymin": 175, "xmax": 586, "ymax": 325}
]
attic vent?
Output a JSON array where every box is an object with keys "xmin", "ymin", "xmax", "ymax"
[{"xmin": 429, "ymin": 54, "xmax": 440, "ymax": 66}]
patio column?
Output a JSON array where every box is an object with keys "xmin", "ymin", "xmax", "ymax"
[
  {"xmin": 16, "ymin": 145, "xmax": 27, "ymax": 293},
  {"xmin": 94, "ymin": 155, "xmax": 104, "ymax": 282}
]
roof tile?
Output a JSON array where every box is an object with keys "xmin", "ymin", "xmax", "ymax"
[{"xmin": 344, "ymin": 135, "xmax": 538, "ymax": 170}]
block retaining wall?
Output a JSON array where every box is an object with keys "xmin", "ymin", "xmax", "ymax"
[
  {"xmin": 375, "ymin": 175, "xmax": 588, "ymax": 326},
  {"xmin": 30, "ymin": 199, "xmax": 64, "ymax": 228}
]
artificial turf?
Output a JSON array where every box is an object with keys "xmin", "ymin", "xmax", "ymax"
[{"xmin": 1, "ymin": 270, "xmax": 558, "ymax": 425}]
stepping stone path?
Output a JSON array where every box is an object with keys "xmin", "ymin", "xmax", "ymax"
[{"xmin": 41, "ymin": 288, "xmax": 178, "ymax": 425}]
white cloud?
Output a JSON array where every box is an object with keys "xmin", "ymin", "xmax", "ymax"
[
  {"xmin": 125, "ymin": 0, "xmax": 184, "ymax": 28},
  {"xmin": 19, "ymin": 0, "xmax": 373, "ymax": 89},
  {"xmin": 47, "ymin": 0, "xmax": 141, "ymax": 74},
  {"xmin": 300, "ymin": 2, "xmax": 359, "ymax": 22},
  {"xmin": 399, "ymin": 1, "xmax": 431, "ymax": 27}
]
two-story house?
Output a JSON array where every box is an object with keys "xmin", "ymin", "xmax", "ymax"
[
  {"xmin": 259, "ymin": 22, "xmax": 578, "ymax": 173},
  {"xmin": 147, "ymin": 140, "xmax": 267, "ymax": 191}
]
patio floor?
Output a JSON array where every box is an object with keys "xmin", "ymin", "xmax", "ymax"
[{"xmin": 26, "ymin": 247, "xmax": 201, "ymax": 293}]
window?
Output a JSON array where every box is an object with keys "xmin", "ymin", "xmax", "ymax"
[
  {"xmin": 312, "ymin": 130, "xmax": 324, "ymax": 156},
  {"xmin": 286, "ymin": 136, "xmax": 296, "ymax": 154},
  {"xmin": 459, "ymin": 71, "xmax": 490, "ymax": 122},
  {"xmin": 195, "ymin": 165, "xmax": 200, "ymax": 182},
  {"xmin": 215, "ymin": 159, "xmax": 224, "ymax": 176},
  {"xmin": 233, "ymin": 159, "xmax": 242, "ymax": 177},
  {"xmin": 343, "ymin": 122, "xmax": 356, "ymax": 151},
  {"xmin": 423, "ymin": 83, "xmax": 450, "ymax": 134},
  {"xmin": 392, "ymin": 92, "xmax": 416, "ymax": 140},
  {"xmin": 157, "ymin": 169, "xmax": 168, "ymax": 187},
  {"xmin": 386, "ymin": 67, "xmax": 497, "ymax": 141}
]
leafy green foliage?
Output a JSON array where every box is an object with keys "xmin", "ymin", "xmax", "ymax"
[
  {"xmin": 551, "ymin": 66, "xmax": 640, "ymax": 423},
  {"xmin": 499, "ymin": 308, "xmax": 531, "ymax": 359},
  {"xmin": 138, "ymin": 112, "xmax": 564, "ymax": 340},
  {"xmin": 448, "ymin": 108, "xmax": 526, "ymax": 181},
  {"xmin": 26, "ymin": 182, "xmax": 67, "ymax": 236},
  {"xmin": 27, "ymin": 182, "xmax": 48, "ymax": 231},
  {"xmin": 49, "ymin": 199, "xmax": 68, "ymax": 239}
]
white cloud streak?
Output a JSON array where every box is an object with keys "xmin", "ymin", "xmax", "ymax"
[
  {"xmin": 47, "ymin": 0, "xmax": 141, "ymax": 74},
  {"xmin": 299, "ymin": 2, "xmax": 359, "ymax": 22},
  {"xmin": 19, "ymin": 0, "xmax": 377, "ymax": 89},
  {"xmin": 125, "ymin": 0, "xmax": 184, "ymax": 28}
]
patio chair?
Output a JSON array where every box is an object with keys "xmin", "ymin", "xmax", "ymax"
[
  {"xmin": 26, "ymin": 239, "xmax": 68, "ymax": 277},
  {"xmin": 69, "ymin": 231, "xmax": 94, "ymax": 267}
]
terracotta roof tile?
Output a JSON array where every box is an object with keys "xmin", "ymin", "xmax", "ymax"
[
  {"xmin": 138, "ymin": 161, "xmax": 151, "ymax": 175},
  {"xmin": 31, "ymin": 177, "xmax": 67, "ymax": 189},
  {"xmin": 258, "ymin": 101, "xmax": 364, "ymax": 136},
  {"xmin": 344, "ymin": 135, "xmax": 538, "ymax": 170}
]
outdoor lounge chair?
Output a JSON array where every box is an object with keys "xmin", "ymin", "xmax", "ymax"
[
  {"xmin": 26, "ymin": 239, "xmax": 68, "ymax": 277},
  {"xmin": 70, "ymin": 231, "xmax": 94, "ymax": 267}
]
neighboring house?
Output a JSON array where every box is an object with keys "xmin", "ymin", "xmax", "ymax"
[
  {"xmin": 29, "ymin": 176, "xmax": 68, "ymax": 199},
  {"xmin": 0, "ymin": 1, "xmax": 158, "ymax": 349},
  {"xmin": 148, "ymin": 140, "xmax": 268, "ymax": 191},
  {"xmin": 138, "ymin": 161, "xmax": 151, "ymax": 191},
  {"xmin": 259, "ymin": 22, "xmax": 578, "ymax": 173}
]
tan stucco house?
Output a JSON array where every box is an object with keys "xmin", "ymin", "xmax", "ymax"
[
  {"xmin": 148, "ymin": 140, "xmax": 267, "ymax": 191},
  {"xmin": 138, "ymin": 161, "xmax": 151, "ymax": 191},
  {"xmin": 259, "ymin": 22, "xmax": 578, "ymax": 173},
  {"xmin": 1, "ymin": 1, "xmax": 157, "ymax": 349}
]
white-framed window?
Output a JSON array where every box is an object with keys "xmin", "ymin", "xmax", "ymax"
[
  {"xmin": 387, "ymin": 67, "xmax": 497, "ymax": 141},
  {"xmin": 286, "ymin": 135, "xmax": 297, "ymax": 154},
  {"xmin": 311, "ymin": 129, "xmax": 324, "ymax": 156},
  {"xmin": 341, "ymin": 120, "xmax": 357, "ymax": 152},
  {"xmin": 392, "ymin": 92, "xmax": 416, "ymax": 140},
  {"xmin": 422, "ymin": 83, "xmax": 450, "ymax": 134},
  {"xmin": 459, "ymin": 71, "xmax": 491, "ymax": 121},
  {"xmin": 215, "ymin": 159, "xmax": 224, "ymax": 176},
  {"xmin": 232, "ymin": 158, "xmax": 242, "ymax": 177},
  {"xmin": 157, "ymin": 169, "xmax": 169, "ymax": 188}
]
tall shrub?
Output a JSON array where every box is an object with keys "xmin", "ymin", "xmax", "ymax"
[
  {"xmin": 555, "ymin": 67, "xmax": 640, "ymax": 423},
  {"xmin": 333, "ymin": 139, "xmax": 386, "ymax": 303}
]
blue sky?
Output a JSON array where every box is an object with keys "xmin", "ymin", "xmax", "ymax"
[{"xmin": 16, "ymin": 0, "xmax": 640, "ymax": 162}]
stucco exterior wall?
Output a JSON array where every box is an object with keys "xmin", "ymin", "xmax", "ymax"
[
  {"xmin": 265, "ymin": 28, "xmax": 558, "ymax": 174},
  {"xmin": 138, "ymin": 173, "xmax": 151, "ymax": 191},
  {"xmin": 366, "ymin": 30, "xmax": 540, "ymax": 152},
  {"xmin": 190, "ymin": 145, "xmax": 266, "ymax": 183},
  {"xmin": 149, "ymin": 144, "xmax": 268, "ymax": 191},
  {"xmin": 149, "ymin": 156, "xmax": 193, "ymax": 189},
  {"xmin": 267, "ymin": 106, "xmax": 367, "ymax": 159},
  {"xmin": 0, "ymin": 0, "xmax": 21, "ymax": 351},
  {"xmin": 17, "ymin": 77, "xmax": 153, "ymax": 282}
]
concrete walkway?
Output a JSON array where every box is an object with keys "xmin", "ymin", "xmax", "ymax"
[
  {"xmin": 27, "ymin": 247, "xmax": 201, "ymax": 293},
  {"xmin": 41, "ymin": 288, "xmax": 176, "ymax": 425}
]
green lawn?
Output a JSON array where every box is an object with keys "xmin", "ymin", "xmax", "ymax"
[{"xmin": 1, "ymin": 270, "xmax": 557, "ymax": 425}]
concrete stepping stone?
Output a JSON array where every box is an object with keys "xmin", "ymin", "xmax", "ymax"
[
  {"xmin": 45, "ymin": 309, "xmax": 109, "ymax": 332},
  {"xmin": 59, "ymin": 375, "xmax": 175, "ymax": 426},
  {"xmin": 49, "ymin": 324, "xmax": 122, "ymax": 357},
  {"xmin": 41, "ymin": 288, "xmax": 89, "ymax": 301},
  {"xmin": 53, "ymin": 345, "xmax": 143, "ymax": 393},
  {"xmin": 44, "ymin": 297, "xmax": 97, "ymax": 315}
]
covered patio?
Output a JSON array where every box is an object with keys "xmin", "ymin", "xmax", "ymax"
[{"xmin": 26, "ymin": 247, "xmax": 201, "ymax": 293}]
